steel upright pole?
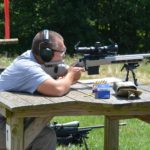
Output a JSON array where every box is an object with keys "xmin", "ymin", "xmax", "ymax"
[{"xmin": 4, "ymin": 0, "xmax": 10, "ymax": 39}]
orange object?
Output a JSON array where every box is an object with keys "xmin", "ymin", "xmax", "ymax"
[{"xmin": 4, "ymin": 0, "xmax": 10, "ymax": 39}]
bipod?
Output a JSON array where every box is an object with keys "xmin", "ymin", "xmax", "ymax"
[
  {"xmin": 82, "ymin": 135, "xmax": 89, "ymax": 150},
  {"xmin": 121, "ymin": 63, "xmax": 139, "ymax": 86}
]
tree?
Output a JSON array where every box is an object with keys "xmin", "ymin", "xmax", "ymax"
[{"xmin": 0, "ymin": 0, "xmax": 150, "ymax": 55}]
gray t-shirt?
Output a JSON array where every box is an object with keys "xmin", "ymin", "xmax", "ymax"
[{"xmin": 0, "ymin": 50, "xmax": 68, "ymax": 94}]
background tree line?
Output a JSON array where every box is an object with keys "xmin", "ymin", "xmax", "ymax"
[{"xmin": 0, "ymin": 0, "xmax": 150, "ymax": 55}]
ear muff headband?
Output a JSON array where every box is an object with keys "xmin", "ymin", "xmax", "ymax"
[{"xmin": 39, "ymin": 30, "xmax": 54, "ymax": 62}]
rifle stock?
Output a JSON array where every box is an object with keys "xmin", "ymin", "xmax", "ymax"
[{"xmin": 74, "ymin": 53, "xmax": 150, "ymax": 68}]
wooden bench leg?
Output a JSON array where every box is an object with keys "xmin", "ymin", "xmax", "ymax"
[
  {"xmin": 104, "ymin": 116, "xmax": 119, "ymax": 150},
  {"xmin": 0, "ymin": 119, "xmax": 6, "ymax": 150},
  {"xmin": 6, "ymin": 117, "xmax": 24, "ymax": 150},
  {"xmin": 24, "ymin": 116, "xmax": 53, "ymax": 149}
]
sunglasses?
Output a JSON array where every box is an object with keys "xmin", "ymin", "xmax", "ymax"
[{"xmin": 54, "ymin": 48, "xmax": 66, "ymax": 56}]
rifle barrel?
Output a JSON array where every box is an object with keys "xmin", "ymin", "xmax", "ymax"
[
  {"xmin": 78, "ymin": 122, "xmax": 126, "ymax": 130},
  {"xmin": 135, "ymin": 53, "xmax": 150, "ymax": 58},
  {"xmin": 85, "ymin": 53, "xmax": 150, "ymax": 67}
]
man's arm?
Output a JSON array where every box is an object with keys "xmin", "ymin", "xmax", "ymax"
[{"xmin": 37, "ymin": 67, "xmax": 84, "ymax": 96}]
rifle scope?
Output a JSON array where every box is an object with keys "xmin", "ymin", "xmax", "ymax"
[{"xmin": 74, "ymin": 42, "xmax": 118, "ymax": 55}]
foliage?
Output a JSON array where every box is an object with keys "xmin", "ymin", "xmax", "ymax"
[
  {"xmin": 0, "ymin": 0, "xmax": 150, "ymax": 55},
  {"xmin": 96, "ymin": 0, "xmax": 150, "ymax": 54}
]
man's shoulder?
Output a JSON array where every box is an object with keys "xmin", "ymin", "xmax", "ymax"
[
  {"xmin": 16, "ymin": 50, "xmax": 35, "ymax": 62},
  {"xmin": 15, "ymin": 50, "xmax": 40, "ymax": 68}
]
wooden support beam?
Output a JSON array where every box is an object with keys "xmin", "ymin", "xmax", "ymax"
[
  {"xmin": 104, "ymin": 116, "xmax": 119, "ymax": 150},
  {"xmin": 24, "ymin": 116, "xmax": 53, "ymax": 149},
  {"xmin": 0, "ymin": 38, "xmax": 18, "ymax": 44},
  {"xmin": 6, "ymin": 116, "xmax": 24, "ymax": 150}
]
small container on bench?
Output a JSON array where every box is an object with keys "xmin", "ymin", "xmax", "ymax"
[{"xmin": 93, "ymin": 83, "xmax": 110, "ymax": 99}]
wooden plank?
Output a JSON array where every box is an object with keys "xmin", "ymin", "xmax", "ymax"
[
  {"xmin": 0, "ymin": 83, "xmax": 149, "ymax": 109},
  {"xmin": 47, "ymin": 95, "xmax": 76, "ymax": 103},
  {"xmin": 104, "ymin": 116, "xmax": 119, "ymax": 150},
  {"xmin": 75, "ymin": 86, "xmax": 130, "ymax": 104},
  {"xmin": 0, "ymin": 92, "xmax": 74, "ymax": 110},
  {"xmin": 71, "ymin": 82, "xmax": 124, "ymax": 104},
  {"xmin": 72, "ymin": 83, "xmax": 150, "ymax": 105},
  {"xmin": 11, "ymin": 98, "xmax": 150, "ymax": 118},
  {"xmin": 0, "ymin": 83, "xmax": 149, "ymax": 117},
  {"xmin": 10, "ymin": 92, "xmax": 76, "ymax": 107},
  {"xmin": 77, "ymin": 80, "xmax": 150, "ymax": 103},
  {"xmin": 0, "ymin": 92, "xmax": 30, "ymax": 109},
  {"xmin": 139, "ymin": 85, "xmax": 150, "ymax": 92},
  {"xmin": 0, "ymin": 105, "xmax": 6, "ymax": 117},
  {"xmin": 16, "ymin": 93, "xmax": 54, "ymax": 105},
  {"xmin": 1, "ymin": 83, "xmax": 149, "ymax": 116},
  {"xmin": 74, "ymin": 82, "xmax": 121, "ymax": 104},
  {"xmin": 137, "ymin": 115, "xmax": 150, "ymax": 123},
  {"xmin": 24, "ymin": 116, "xmax": 53, "ymax": 149},
  {"xmin": 67, "ymin": 89, "xmax": 108, "ymax": 103},
  {"xmin": 6, "ymin": 116, "xmax": 24, "ymax": 150},
  {"xmin": 0, "ymin": 116, "xmax": 6, "ymax": 150},
  {"xmin": 17, "ymin": 94, "xmax": 76, "ymax": 106},
  {"xmin": 12, "ymin": 102, "xmax": 89, "ymax": 117},
  {"xmin": 0, "ymin": 38, "xmax": 18, "ymax": 44}
]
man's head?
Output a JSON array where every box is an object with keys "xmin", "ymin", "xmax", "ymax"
[{"xmin": 32, "ymin": 30, "xmax": 66, "ymax": 63}]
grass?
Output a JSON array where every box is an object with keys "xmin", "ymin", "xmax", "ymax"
[
  {"xmin": 0, "ymin": 54, "xmax": 150, "ymax": 150},
  {"xmin": 0, "ymin": 55, "xmax": 16, "ymax": 68},
  {"xmin": 53, "ymin": 116, "xmax": 150, "ymax": 150}
]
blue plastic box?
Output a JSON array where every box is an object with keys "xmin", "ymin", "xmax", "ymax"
[{"xmin": 94, "ymin": 84, "xmax": 110, "ymax": 99}]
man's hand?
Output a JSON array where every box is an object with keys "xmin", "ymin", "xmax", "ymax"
[{"xmin": 66, "ymin": 66, "xmax": 85, "ymax": 84}]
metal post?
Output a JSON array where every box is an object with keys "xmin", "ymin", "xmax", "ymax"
[{"xmin": 4, "ymin": 0, "xmax": 10, "ymax": 39}]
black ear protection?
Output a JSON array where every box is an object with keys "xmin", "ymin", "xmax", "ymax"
[{"xmin": 39, "ymin": 30, "xmax": 54, "ymax": 62}]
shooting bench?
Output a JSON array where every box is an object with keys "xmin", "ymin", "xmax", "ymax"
[{"xmin": 0, "ymin": 79, "xmax": 150, "ymax": 150}]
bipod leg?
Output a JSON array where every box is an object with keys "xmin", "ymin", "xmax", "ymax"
[
  {"xmin": 121, "ymin": 63, "xmax": 139, "ymax": 86},
  {"xmin": 131, "ymin": 70, "xmax": 138, "ymax": 86},
  {"xmin": 121, "ymin": 64, "xmax": 129, "ymax": 82},
  {"xmin": 82, "ymin": 136, "xmax": 89, "ymax": 150},
  {"xmin": 125, "ymin": 69, "xmax": 129, "ymax": 81}
]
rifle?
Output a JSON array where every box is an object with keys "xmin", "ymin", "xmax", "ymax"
[
  {"xmin": 73, "ymin": 41, "xmax": 150, "ymax": 86},
  {"xmin": 49, "ymin": 121, "xmax": 126, "ymax": 150}
]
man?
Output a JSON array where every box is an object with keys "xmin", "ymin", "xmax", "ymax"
[{"xmin": 0, "ymin": 29, "xmax": 84, "ymax": 149}]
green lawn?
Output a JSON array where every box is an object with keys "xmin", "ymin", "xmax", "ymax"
[{"xmin": 53, "ymin": 116, "xmax": 150, "ymax": 150}]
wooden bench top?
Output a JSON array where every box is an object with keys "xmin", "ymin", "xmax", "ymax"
[{"xmin": 0, "ymin": 81, "xmax": 150, "ymax": 118}]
